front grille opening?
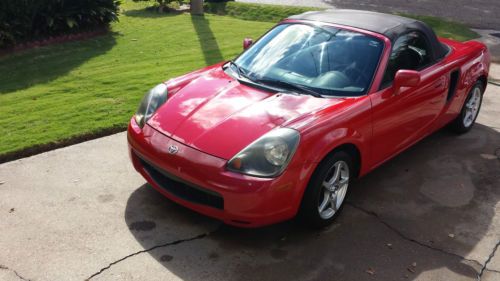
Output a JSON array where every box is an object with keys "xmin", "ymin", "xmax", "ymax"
[
  {"xmin": 137, "ymin": 155, "xmax": 224, "ymax": 210},
  {"xmin": 231, "ymin": 220, "xmax": 251, "ymax": 225}
]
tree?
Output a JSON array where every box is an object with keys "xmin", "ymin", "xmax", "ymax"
[{"xmin": 191, "ymin": 0, "xmax": 203, "ymax": 15}]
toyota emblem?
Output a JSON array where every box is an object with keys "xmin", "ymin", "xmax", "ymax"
[{"xmin": 168, "ymin": 145, "xmax": 179, "ymax": 154}]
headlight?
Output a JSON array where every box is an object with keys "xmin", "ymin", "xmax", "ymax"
[
  {"xmin": 134, "ymin": 83, "xmax": 168, "ymax": 128},
  {"xmin": 227, "ymin": 128, "xmax": 300, "ymax": 177}
]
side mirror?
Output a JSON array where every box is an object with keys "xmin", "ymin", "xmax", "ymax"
[
  {"xmin": 243, "ymin": 38, "xmax": 253, "ymax": 50},
  {"xmin": 393, "ymin": 70, "xmax": 420, "ymax": 95}
]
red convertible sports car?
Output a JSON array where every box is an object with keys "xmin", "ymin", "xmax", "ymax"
[{"xmin": 128, "ymin": 10, "xmax": 490, "ymax": 228}]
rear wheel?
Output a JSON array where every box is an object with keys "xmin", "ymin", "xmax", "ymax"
[
  {"xmin": 299, "ymin": 151, "xmax": 354, "ymax": 228},
  {"xmin": 450, "ymin": 82, "xmax": 483, "ymax": 134}
]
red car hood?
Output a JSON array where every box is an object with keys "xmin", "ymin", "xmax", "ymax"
[{"xmin": 148, "ymin": 67, "xmax": 342, "ymax": 160}]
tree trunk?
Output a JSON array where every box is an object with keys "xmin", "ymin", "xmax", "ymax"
[{"xmin": 191, "ymin": 0, "xmax": 204, "ymax": 15}]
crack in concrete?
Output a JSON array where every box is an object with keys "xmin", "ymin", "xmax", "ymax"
[
  {"xmin": 478, "ymin": 240, "xmax": 500, "ymax": 280},
  {"xmin": 85, "ymin": 230, "xmax": 217, "ymax": 280},
  {"xmin": 345, "ymin": 202, "xmax": 486, "ymax": 270},
  {"xmin": 0, "ymin": 264, "xmax": 31, "ymax": 281},
  {"xmin": 84, "ymin": 204, "xmax": 499, "ymax": 280},
  {"xmin": 485, "ymin": 268, "xmax": 500, "ymax": 274}
]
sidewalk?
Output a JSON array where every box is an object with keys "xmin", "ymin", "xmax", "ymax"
[
  {"xmin": 236, "ymin": 0, "xmax": 500, "ymax": 63},
  {"xmin": 236, "ymin": 0, "xmax": 500, "ymax": 30}
]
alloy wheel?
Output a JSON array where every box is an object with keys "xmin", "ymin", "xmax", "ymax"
[
  {"xmin": 318, "ymin": 160, "xmax": 349, "ymax": 220},
  {"xmin": 463, "ymin": 87, "xmax": 481, "ymax": 128}
]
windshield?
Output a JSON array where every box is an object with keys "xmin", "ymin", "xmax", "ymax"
[{"xmin": 233, "ymin": 23, "xmax": 384, "ymax": 96}]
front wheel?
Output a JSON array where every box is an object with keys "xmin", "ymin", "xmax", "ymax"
[
  {"xmin": 450, "ymin": 82, "xmax": 483, "ymax": 134},
  {"xmin": 298, "ymin": 151, "xmax": 354, "ymax": 228}
]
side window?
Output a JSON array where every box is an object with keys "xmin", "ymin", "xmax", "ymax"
[{"xmin": 381, "ymin": 31, "xmax": 432, "ymax": 87}]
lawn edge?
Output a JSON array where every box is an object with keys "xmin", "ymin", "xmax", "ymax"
[
  {"xmin": 0, "ymin": 28, "xmax": 110, "ymax": 58},
  {"xmin": 0, "ymin": 126, "xmax": 126, "ymax": 164}
]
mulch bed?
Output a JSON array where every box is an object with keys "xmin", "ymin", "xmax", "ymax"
[{"xmin": 0, "ymin": 28, "xmax": 109, "ymax": 57}]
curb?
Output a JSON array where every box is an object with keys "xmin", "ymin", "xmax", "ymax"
[{"xmin": 0, "ymin": 126, "xmax": 126, "ymax": 164}]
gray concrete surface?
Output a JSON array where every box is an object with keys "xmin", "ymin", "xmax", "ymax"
[
  {"xmin": 490, "ymin": 63, "xmax": 500, "ymax": 82},
  {"xmin": 1, "ymin": 83, "xmax": 500, "ymax": 280},
  {"xmin": 473, "ymin": 29, "xmax": 500, "ymax": 64},
  {"xmin": 237, "ymin": 0, "xmax": 500, "ymax": 30}
]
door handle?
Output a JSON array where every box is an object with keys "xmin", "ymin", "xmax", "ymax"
[
  {"xmin": 434, "ymin": 81, "xmax": 444, "ymax": 89},
  {"xmin": 433, "ymin": 77, "xmax": 446, "ymax": 89}
]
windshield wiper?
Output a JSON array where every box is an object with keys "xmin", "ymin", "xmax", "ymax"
[
  {"xmin": 227, "ymin": 61, "xmax": 253, "ymax": 81},
  {"xmin": 225, "ymin": 63, "xmax": 322, "ymax": 98},
  {"xmin": 255, "ymin": 78, "xmax": 323, "ymax": 98}
]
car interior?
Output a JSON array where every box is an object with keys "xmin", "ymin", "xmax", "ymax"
[
  {"xmin": 381, "ymin": 31, "xmax": 432, "ymax": 87},
  {"xmin": 265, "ymin": 31, "xmax": 384, "ymax": 94}
]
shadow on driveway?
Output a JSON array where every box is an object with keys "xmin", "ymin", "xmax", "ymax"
[{"xmin": 124, "ymin": 124, "xmax": 500, "ymax": 280}]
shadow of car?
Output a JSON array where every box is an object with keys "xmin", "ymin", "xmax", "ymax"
[{"xmin": 124, "ymin": 123, "xmax": 500, "ymax": 280}]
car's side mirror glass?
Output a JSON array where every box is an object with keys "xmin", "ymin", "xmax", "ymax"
[
  {"xmin": 393, "ymin": 70, "xmax": 421, "ymax": 95},
  {"xmin": 243, "ymin": 38, "xmax": 253, "ymax": 50}
]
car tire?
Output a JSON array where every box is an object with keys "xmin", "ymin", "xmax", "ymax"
[
  {"xmin": 298, "ymin": 150, "xmax": 354, "ymax": 228},
  {"xmin": 450, "ymin": 81, "xmax": 484, "ymax": 134}
]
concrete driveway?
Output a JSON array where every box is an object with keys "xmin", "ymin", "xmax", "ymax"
[{"xmin": 1, "ymin": 84, "xmax": 499, "ymax": 281}]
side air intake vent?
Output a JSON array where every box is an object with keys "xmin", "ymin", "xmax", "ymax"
[{"xmin": 447, "ymin": 70, "xmax": 460, "ymax": 101}]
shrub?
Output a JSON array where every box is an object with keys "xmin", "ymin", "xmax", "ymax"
[
  {"xmin": 132, "ymin": 0, "xmax": 178, "ymax": 12},
  {"xmin": 0, "ymin": 0, "xmax": 120, "ymax": 48},
  {"xmin": 204, "ymin": 1, "xmax": 316, "ymax": 22},
  {"xmin": 205, "ymin": 0, "xmax": 234, "ymax": 2}
]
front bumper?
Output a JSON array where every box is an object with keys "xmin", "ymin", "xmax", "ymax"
[{"xmin": 127, "ymin": 118, "xmax": 310, "ymax": 227}]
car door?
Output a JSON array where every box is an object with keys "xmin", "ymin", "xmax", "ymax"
[{"xmin": 369, "ymin": 31, "xmax": 449, "ymax": 167}]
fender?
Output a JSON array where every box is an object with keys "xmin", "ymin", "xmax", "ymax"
[
  {"xmin": 289, "ymin": 95, "xmax": 372, "ymax": 171},
  {"xmin": 451, "ymin": 41, "xmax": 490, "ymax": 115},
  {"xmin": 286, "ymin": 127, "xmax": 368, "ymax": 216}
]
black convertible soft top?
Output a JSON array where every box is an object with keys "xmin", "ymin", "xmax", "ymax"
[{"xmin": 288, "ymin": 9, "xmax": 448, "ymax": 61}]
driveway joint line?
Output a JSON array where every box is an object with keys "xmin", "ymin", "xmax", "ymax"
[
  {"xmin": 345, "ymin": 202, "xmax": 484, "ymax": 270},
  {"xmin": 478, "ymin": 240, "xmax": 500, "ymax": 280},
  {"xmin": 0, "ymin": 264, "xmax": 32, "ymax": 281},
  {"xmin": 85, "ymin": 229, "xmax": 218, "ymax": 280}
]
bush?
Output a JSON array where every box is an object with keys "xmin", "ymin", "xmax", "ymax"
[
  {"xmin": 132, "ymin": 0, "xmax": 177, "ymax": 11},
  {"xmin": 0, "ymin": 0, "xmax": 120, "ymax": 48},
  {"xmin": 204, "ymin": 1, "xmax": 316, "ymax": 22}
]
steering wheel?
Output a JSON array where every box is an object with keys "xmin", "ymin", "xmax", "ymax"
[{"xmin": 408, "ymin": 46, "xmax": 425, "ymax": 65}]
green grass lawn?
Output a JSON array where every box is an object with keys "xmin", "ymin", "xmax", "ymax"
[
  {"xmin": 0, "ymin": 1, "xmax": 272, "ymax": 158},
  {"xmin": 0, "ymin": 1, "xmax": 479, "ymax": 160}
]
